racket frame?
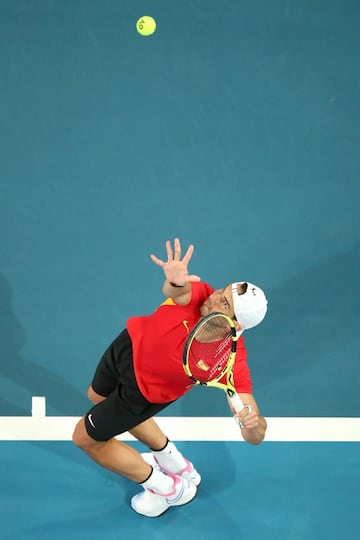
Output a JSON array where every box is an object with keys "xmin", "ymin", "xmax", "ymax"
[{"xmin": 183, "ymin": 312, "xmax": 244, "ymax": 412}]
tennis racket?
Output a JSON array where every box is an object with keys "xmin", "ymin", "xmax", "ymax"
[{"xmin": 183, "ymin": 312, "xmax": 244, "ymax": 413}]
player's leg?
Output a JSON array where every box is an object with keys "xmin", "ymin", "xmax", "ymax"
[
  {"xmin": 130, "ymin": 417, "xmax": 201, "ymax": 486},
  {"xmin": 72, "ymin": 416, "xmax": 151, "ymax": 481},
  {"xmin": 87, "ymin": 331, "xmax": 199, "ymax": 485},
  {"xmin": 76, "ymin": 330, "xmax": 197, "ymax": 515},
  {"xmin": 87, "ymin": 384, "xmax": 107, "ymax": 404},
  {"xmin": 85, "ymin": 382, "xmax": 201, "ymax": 488},
  {"xmin": 72, "ymin": 401, "xmax": 197, "ymax": 517}
]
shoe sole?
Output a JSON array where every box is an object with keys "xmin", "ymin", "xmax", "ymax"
[{"xmin": 131, "ymin": 482, "xmax": 197, "ymax": 518}]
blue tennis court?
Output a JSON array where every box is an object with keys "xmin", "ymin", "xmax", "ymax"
[
  {"xmin": 2, "ymin": 441, "xmax": 359, "ymax": 540},
  {"xmin": 1, "ymin": 1, "xmax": 359, "ymax": 538}
]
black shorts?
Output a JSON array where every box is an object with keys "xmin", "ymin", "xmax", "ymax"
[{"xmin": 84, "ymin": 329, "xmax": 173, "ymax": 441}]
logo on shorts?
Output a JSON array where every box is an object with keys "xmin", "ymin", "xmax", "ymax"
[{"xmin": 88, "ymin": 414, "xmax": 95, "ymax": 428}]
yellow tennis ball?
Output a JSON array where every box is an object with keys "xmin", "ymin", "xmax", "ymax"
[{"xmin": 136, "ymin": 16, "xmax": 156, "ymax": 36}]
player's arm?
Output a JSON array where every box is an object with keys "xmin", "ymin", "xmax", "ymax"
[
  {"xmin": 150, "ymin": 238, "xmax": 201, "ymax": 305},
  {"xmin": 161, "ymin": 280, "xmax": 192, "ymax": 304},
  {"xmin": 228, "ymin": 393, "xmax": 267, "ymax": 445}
]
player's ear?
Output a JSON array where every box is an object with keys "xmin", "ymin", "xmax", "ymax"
[{"xmin": 234, "ymin": 321, "xmax": 243, "ymax": 333}]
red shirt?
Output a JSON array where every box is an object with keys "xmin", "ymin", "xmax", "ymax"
[{"xmin": 127, "ymin": 282, "xmax": 252, "ymax": 403}]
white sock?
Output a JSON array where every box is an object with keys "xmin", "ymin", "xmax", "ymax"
[
  {"xmin": 141, "ymin": 466, "xmax": 175, "ymax": 495},
  {"xmin": 152, "ymin": 441, "xmax": 187, "ymax": 473}
]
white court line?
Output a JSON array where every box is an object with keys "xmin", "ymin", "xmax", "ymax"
[
  {"xmin": 31, "ymin": 396, "xmax": 46, "ymax": 418},
  {"xmin": 0, "ymin": 397, "xmax": 359, "ymax": 441}
]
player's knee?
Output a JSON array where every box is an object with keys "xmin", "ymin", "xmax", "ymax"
[
  {"xmin": 87, "ymin": 385, "xmax": 106, "ymax": 404},
  {"xmin": 72, "ymin": 417, "xmax": 90, "ymax": 449}
]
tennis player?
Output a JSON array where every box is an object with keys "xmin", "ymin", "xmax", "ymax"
[{"xmin": 72, "ymin": 238, "xmax": 268, "ymax": 517}]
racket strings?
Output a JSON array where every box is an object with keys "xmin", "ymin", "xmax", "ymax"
[
  {"xmin": 188, "ymin": 334, "xmax": 232, "ymax": 383},
  {"xmin": 184, "ymin": 314, "xmax": 237, "ymax": 384}
]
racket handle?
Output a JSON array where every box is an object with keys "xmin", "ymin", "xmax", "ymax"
[{"xmin": 228, "ymin": 391, "xmax": 244, "ymax": 413}]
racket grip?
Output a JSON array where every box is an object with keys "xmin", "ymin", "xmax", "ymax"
[{"xmin": 228, "ymin": 392, "xmax": 244, "ymax": 413}]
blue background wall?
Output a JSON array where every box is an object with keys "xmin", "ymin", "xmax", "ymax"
[{"xmin": 1, "ymin": 0, "xmax": 359, "ymax": 418}]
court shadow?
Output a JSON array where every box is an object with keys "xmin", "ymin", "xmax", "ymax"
[{"xmin": 0, "ymin": 272, "xmax": 88, "ymax": 415}]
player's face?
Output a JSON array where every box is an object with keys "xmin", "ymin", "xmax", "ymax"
[{"xmin": 200, "ymin": 284, "xmax": 235, "ymax": 317}]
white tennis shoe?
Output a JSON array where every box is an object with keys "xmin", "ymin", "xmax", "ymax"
[
  {"xmin": 131, "ymin": 473, "xmax": 197, "ymax": 517},
  {"xmin": 141, "ymin": 452, "xmax": 201, "ymax": 487}
]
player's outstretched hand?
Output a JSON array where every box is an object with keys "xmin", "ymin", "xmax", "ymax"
[{"xmin": 150, "ymin": 238, "xmax": 201, "ymax": 286}]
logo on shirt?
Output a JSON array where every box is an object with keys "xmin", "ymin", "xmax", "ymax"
[{"xmin": 182, "ymin": 320, "xmax": 190, "ymax": 334}]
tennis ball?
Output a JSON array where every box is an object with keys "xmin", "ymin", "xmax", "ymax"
[{"xmin": 136, "ymin": 16, "xmax": 156, "ymax": 36}]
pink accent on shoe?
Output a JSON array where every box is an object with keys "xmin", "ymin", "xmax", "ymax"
[
  {"xmin": 146, "ymin": 472, "xmax": 181, "ymax": 497},
  {"xmin": 154, "ymin": 456, "xmax": 192, "ymax": 477},
  {"xmin": 174, "ymin": 459, "xmax": 193, "ymax": 476}
]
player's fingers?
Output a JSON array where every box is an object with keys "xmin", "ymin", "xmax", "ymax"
[
  {"xmin": 165, "ymin": 239, "xmax": 173, "ymax": 261},
  {"xmin": 242, "ymin": 413, "xmax": 260, "ymax": 429},
  {"xmin": 237, "ymin": 406, "xmax": 254, "ymax": 425},
  {"xmin": 182, "ymin": 244, "xmax": 194, "ymax": 264},
  {"xmin": 239, "ymin": 404, "xmax": 252, "ymax": 418},
  {"xmin": 173, "ymin": 237, "xmax": 181, "ymax": 260},
  {"xmin": 150, "ymin": 254, "xmax": 165, "ymax": 266}
]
